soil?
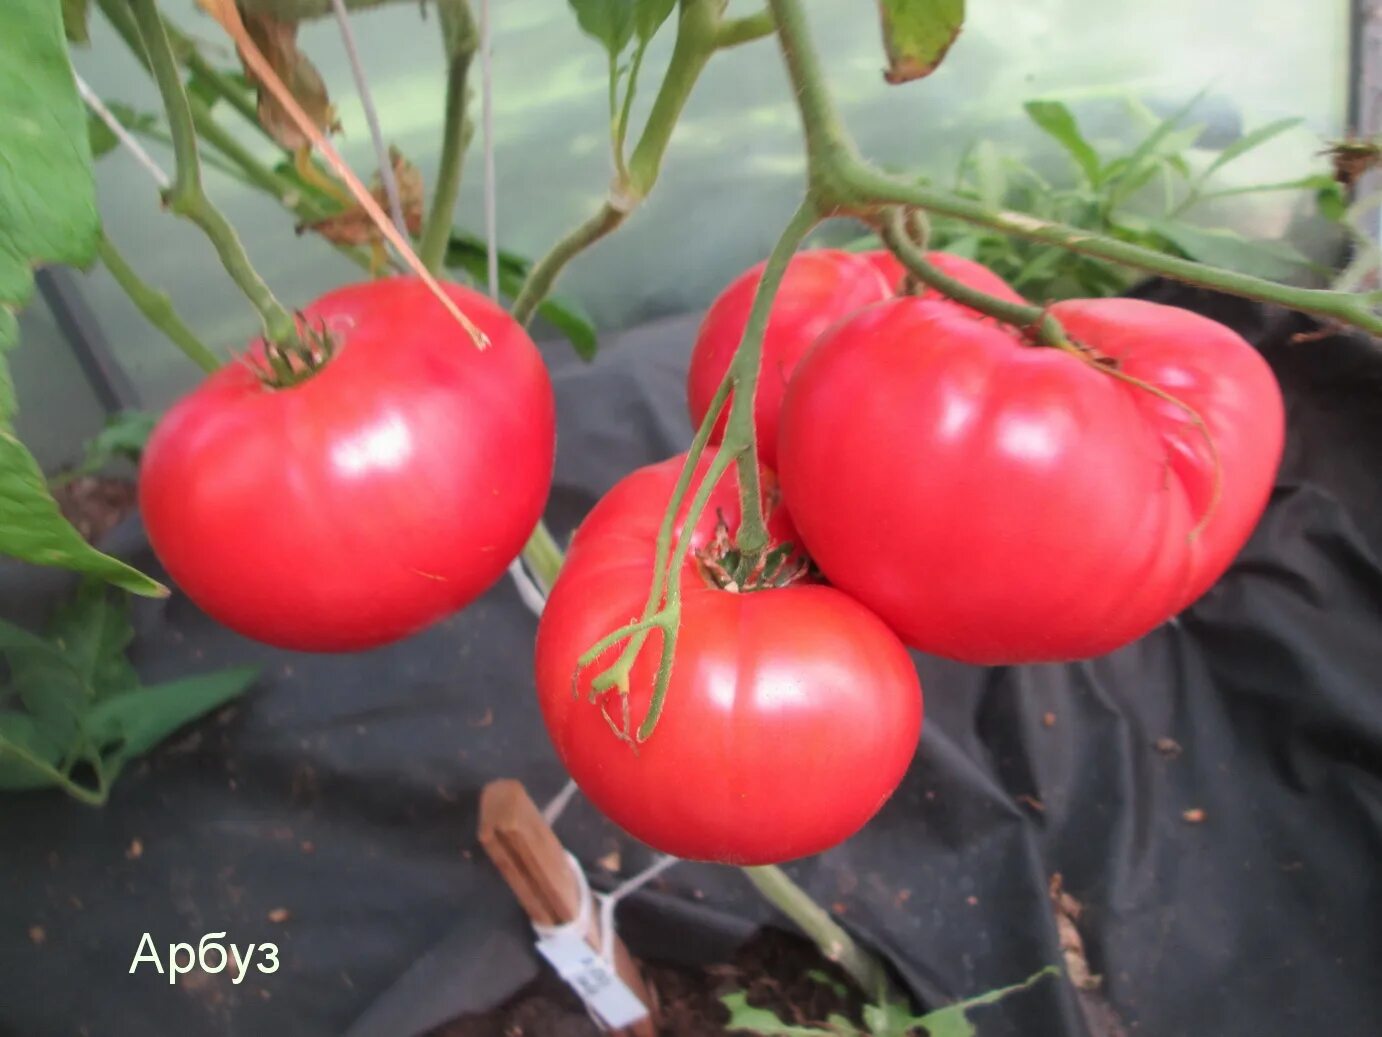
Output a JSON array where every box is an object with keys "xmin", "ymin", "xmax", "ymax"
[
  {"xmin": 433, "ymin": 928, "xmax": 867, "ymax": 1037},
  {"xmin": 52, "ymin": 476, "xmax": 138, "ymax": 543}
]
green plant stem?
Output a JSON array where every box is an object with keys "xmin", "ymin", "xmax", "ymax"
[
  {"xmin": 743, "ymin": 865, "xmax": 897, "ymax": 1004},
  {"xmin": 97, "ymin": 234, "xmax": 221, "ymax": 373},
  {"xmin": 614, "ymin": 39, "xmax": 649, "ymax": 175},
  {"xmin": 420, "ymin": 0, "xmax": 478, "ymax": 273},
  {"xmin": 765, "ymin": 0, "xmax": 1382, "ymax": 337},
  {"xmin": 128, "ymin": 0, "xmax": 300, "ymax": 349},
  {"xmin": 878, "ymin": 208, "xmax": 1073, "ymax": 349},
  {"xmin": 511, "ymin": 203, "xmax": 626, "ymax": 324},
  {"xmin": 715, "ymin": 8, "xmax": 775, "ymax": 48},
  {"xmin": 511, "ymin": 0, "xmax": 769, "ymax": 325},
  {"xmin": 522, "ymin": 521, "xmax": 565, "ymax": 593},
  {"xmin": 725, "ymin": 201, "xmax": 818, "ymax": 553}
]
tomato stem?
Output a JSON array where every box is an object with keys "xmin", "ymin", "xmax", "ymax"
[
  {"xmin": 766, "ymin": 0, "xmax": 1382, "ymax": 338},
  {"xmin": 127, "ymin": 0, "xmax": 304, "ymax": 352},
  {"xmin": 879, "ymin": 207, "xmax": 1074, "ymax": 349},
  {"xmin": 509, "ymin": 0, "xmax": 777, "ymax": 327},
  {"xmin": 419, "ymin": 0, "xmax": 479, "ymax": 274}
]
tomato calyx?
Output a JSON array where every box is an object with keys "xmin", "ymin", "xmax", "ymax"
[
  {"xmin": 246, "ymin": 315, "xmax": 339, "ymax": 389},
  {"xmin": 695, "ymin": 512, "xmax": 812, "ymax": 592}
]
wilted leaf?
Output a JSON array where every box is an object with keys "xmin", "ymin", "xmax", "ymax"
[
  {"xmin": 241, "ymin": 9, "xmax": 339, "ymax": 149},
  {"xmin": 302, "ymin": 147, "xmax": 424, "ymax": 245},
  {"xmin": 876, "ymin": 0, "xmax": 965, "ymax": 84}
]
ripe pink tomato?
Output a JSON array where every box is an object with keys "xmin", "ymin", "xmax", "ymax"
[
  {"xmin": 140, "ymin": 277, "xmax": 555, "ymax": 652},
  {"xmin": 534, "ymin": 454, "xmax": 923, "ymax": 864},
  {"xmin": 777, "ymin": 297, "xmax": 1284, "ymax": 664},
  {"xmin": 686, "ymin": 250, "xmax": 892, "ymax": 468}
]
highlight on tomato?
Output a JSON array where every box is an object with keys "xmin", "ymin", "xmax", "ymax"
[
  {"xmin": 140, "ymin": 277, "xmax": 556, "ymax": 652},
  {"xmin": 777, "ymin": 296, "xmax": 1284, "ymax": 664},
  {"xmin": 534, "ymin": 453, "xmax": 923, "ymax": 865}
]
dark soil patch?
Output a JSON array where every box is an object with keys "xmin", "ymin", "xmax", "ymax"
[
  {"xmin": 433, "ymin": 927, "xmax": 866, "ymax": 1036},
  {"xmin": 53, "ymin": 476, "xmax": 137, "ymax": 543}
]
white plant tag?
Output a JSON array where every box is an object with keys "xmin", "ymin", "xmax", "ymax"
[{"xmin": 535, "ymin": 928, "xmax": 649, "ymax": 1030}]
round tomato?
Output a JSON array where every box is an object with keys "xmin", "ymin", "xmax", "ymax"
[
  {"xmin": 864, "ymin": 249, "xmax": 1028, "ymax": 320},
  {"xmin": 777, "ymin": 297, "xmax": 1284, "ymax": 664},
  {"xmin": 140, "ymin": 277, "xmax": 555, "ymax": 652},
  {"xmin": 534, "ymin": 454, "xmax": 922, "ymax": 864},
  {"xmin": 687, "ymin": 250, "xmax": 891, "ymax": 468}
]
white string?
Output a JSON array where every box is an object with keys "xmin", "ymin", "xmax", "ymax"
[
  {"xmin": 328, "ymin": 0, "xmax": 406, "ymax": 235},
  {"xmin": 479, "ymin": 0, "xmax": 499, "ymax": 299},
  {"xmin": 596, "ymin": 854, "xmax": 679, "ymax": 963},
  {"xmin": 507, "ymin": 556, "xmax": 547, "ymax": 616},
  {"xmin": 480, "ymin": 0, "xmax": 546, "ymax": 619},
  {"xmin": 75, "ymin": 73, "xmax": 170, "ymax": 191},
  {"xmin": 531, "ymin": 850, "xmax": 679, "ymax": 968},
  {"xmin": 542, "ymin": 778, "xmax": 579, "ymax": 824}
]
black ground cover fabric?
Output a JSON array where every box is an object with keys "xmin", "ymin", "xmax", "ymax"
[{"xmin": 0, "ymin": 283, "xmax": 1379, "ymax": 1036}]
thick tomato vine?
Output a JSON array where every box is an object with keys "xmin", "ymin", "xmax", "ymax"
[
  {"xmin": 140, "ymin": 277, "xmax": 555, "ymax": 652},
  {"xmin": 534, "ymin": 454, "xmax": 923, "ymax": 865},
  {"xmin": 777, "ymin": 296, "xmax": 1285, "ymax": 664}
]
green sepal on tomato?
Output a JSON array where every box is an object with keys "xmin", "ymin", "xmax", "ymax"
[
  {"xmin": 777, "ymin": 296, "xmax": 1285, "ymax": 664},
  {"xmin": 534, "ymin": 453, "xmax": 923, "ymax": 865},
  {"xmin": 140, "ymin": 277, "xmax": 556, "ymax": 652}
]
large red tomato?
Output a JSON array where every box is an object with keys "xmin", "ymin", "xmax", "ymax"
[
  {"xmin": 686, "ymin": 250, "xmax": 891, "ymax": 468},
  {"xmin": 777, "ymin": 297, "xmax": 1284, "ymax": 664},
  {"xmin": 534, "ymin": 454, "xmax": 922, "ymax": 864},
  {"xmin": 864, "ymin": 249, "xmax": 1028, "ymax": 320},
  {"xmin": 140, "ymin": 277, "xmax": 555, "ymax": 652}
]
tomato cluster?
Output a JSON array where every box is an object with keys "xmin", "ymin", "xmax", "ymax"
[{"xmin": 142, "ymin": 252, "xmax": 1283, "ymax": 866}]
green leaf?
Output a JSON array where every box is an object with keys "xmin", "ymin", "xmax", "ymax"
[
  {"xmin": 805, "ymin": 969, "xmax": 849, "ymax": 1000},
  {"xmin": 64, "ymin": 409, "xmax": 157, "ymax": 478},
  {"xmin": 0, "ymin": 0, "xmax": 100, "ymax": 345},
  {"xmin": 633, "ymin": 0, "xmax": 676, "ymax": 42},
  {"xmin": 0, "ymin": 711, "xmax": 68, "ymax": 790},
  {"xmin": 719, "ymin": 992, "xmax": 842, "ymax": 1036},
  {"xmin": 0, "ymin": 428, "xmax": 168, "ymax": 597},
  {"xmin": 61, "ymin": 0, "xmax": 89, "ymax": 43},
  {"xmin": 1149, "ymin": 220, "xmax": 1318, "ymax": 281},
  {"xmin": 44, "ymin": 580, "xmax": 138, "ymax": 697},
  {"xmin": 1202, "ymin": 117, "xmax": 1304, "ymax": 181},
  {"xmin": 87, "ymin": 667, "xmax": 258, "ymax": 766},
  {"xmin": 1108, "ymin": 92, "xmax": 1207, "ymax": 203},
  {"xmin": 1317, "ymin": 180, "xmax": 1349, "ymax": 222},
  {"xmin": 87, "ymin": 102, "xmax": 160, "ymax": 160},
  {"xmin": 567, "ymin": 0, "xmax": 635, "ymax": 57},
  {"xmin": 1024, "ymin": 101, "xmax": 1101, "ymax": 186},
  {"xmin": 911, "ymin": 966, "xmax": 1060, "ymax": 1035},
  {"xmin": 535, "ymin": 295, "xmax": 598, "ymax": 361},
  {"xmin": 876, "ymin": 0, "xmax": 965, "ymax": 84}
]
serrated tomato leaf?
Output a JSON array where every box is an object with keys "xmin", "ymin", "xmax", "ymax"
[{"xmin": 87, "ymin": 667, "xmax": 259, "ymax": 766}]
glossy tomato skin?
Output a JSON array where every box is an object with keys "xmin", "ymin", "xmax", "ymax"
[
  {"xmin": 140, "ymin": 277, "xmax": 555, "ymax": 652},
  {"xmin": 686, "ymin": 251, "xmax": 891, "ymax": 469},
  {"xmin": 864, "ymin": 249, "xmax": 1028, "ymax": 319},
  {"xmin": 777, "ymin": 297, "xmax": 1284, "ymax": 664},
  {"xmin": 535, "ymin": 454, "xmax": 922, "ymax": 865}
]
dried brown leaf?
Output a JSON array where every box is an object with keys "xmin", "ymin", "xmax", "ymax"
[{"xmin": 241, "ymin": 8, "xmax": 338, "ymax": 150}]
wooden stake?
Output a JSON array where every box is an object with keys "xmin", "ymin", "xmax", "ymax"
[{"xmin": 478, "ymin": 779, "xmax": 658, "ymax": 1036}]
